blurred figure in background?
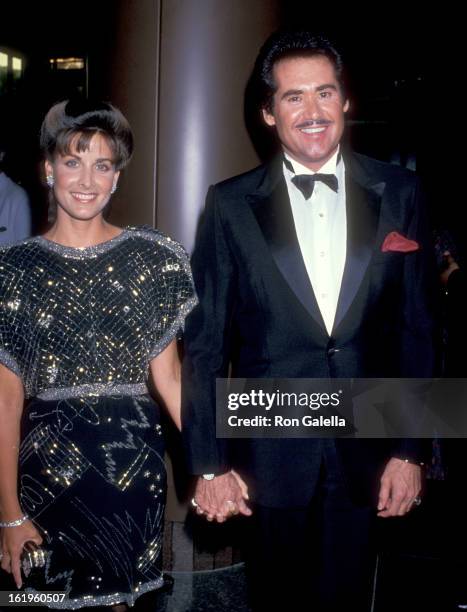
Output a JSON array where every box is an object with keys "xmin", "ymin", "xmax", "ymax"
[{"xmin": 0, "ymin": 136, "xmax": 31, "ymax": 245}]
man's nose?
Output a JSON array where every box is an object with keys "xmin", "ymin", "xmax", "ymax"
[{"xmin": 304, "ymin": 95, "xmax": 321, "ymax": 118}]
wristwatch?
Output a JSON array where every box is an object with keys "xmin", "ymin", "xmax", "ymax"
[{"xmin": 202, "ymin": 473, "xmax": 215, "ymax": 481}]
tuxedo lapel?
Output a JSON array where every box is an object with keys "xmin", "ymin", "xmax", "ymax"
[
  {"xmin": 248, "ymin": 159, "xmax": 327, "ymax": 332},
  {"xmin": 333, "ymin": 158, "xmax": 384, "ymax": 333}
]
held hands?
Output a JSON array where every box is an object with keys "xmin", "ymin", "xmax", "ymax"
[
  {"xmin": 0, "ymin": 520, "xmax": 43, "ymax": 588},
  {"xmin": 192, "ymin": 470, "xmax": 252, "ymax": 522},
  {"xmin": 377, "ymin": 458, "xmax": 422, "ymax": 518}
]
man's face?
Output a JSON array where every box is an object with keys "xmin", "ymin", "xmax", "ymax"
[{"xmin": 262, "ymin": 55, "xmax": 349, "ymax": 171}]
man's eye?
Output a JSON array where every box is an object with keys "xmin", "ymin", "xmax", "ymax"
[
  {"xmin": 319, "ymin": 90, "xmax": 332, "ymax": 99},
  {"xmin": 288, "ymin": 95, "xmax": 301, "ymax": 103}
]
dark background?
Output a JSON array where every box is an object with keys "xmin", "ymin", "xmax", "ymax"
[{"xmin": 0, "ymin": 3, "xmax": 459, "ymax": 241}]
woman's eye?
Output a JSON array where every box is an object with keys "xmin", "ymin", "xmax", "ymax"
[
  {"xmin": 96, "ymin": 163, "xmax": 111, "ymax": 172},
  {"xmin": 65, "ymin": 159, "xmax": 79, "ymax": 168}
]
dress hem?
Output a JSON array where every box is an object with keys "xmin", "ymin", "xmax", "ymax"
[{"xmin": 24, "ymin": 575, "xmax": 165, "ymax": 609}]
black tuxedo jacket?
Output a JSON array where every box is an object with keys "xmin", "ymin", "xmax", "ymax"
[{"xmin": 182, "ymin": 151, "xmax": 435, "ymax": 508}]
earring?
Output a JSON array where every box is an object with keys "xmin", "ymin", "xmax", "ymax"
[
  {"xmin": 110, "ymin": 183, "xmax": 117, "ymax": 195},
  {"xmin": 46, "ymin": 175, "xmax": 55, "ymax": 188}
]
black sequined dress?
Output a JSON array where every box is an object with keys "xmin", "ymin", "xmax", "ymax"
[{"xmin": 0, "ymin": 226, "xmax": 197, "ymax": 609}]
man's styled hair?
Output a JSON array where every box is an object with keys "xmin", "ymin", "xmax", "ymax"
[
  {"xmin": 255, "ymin": 31, "xmax": 346, "ymax": 113},
  {"xmin": 40, "ymin": 99, "xmax": 134, "ymax": 170}
]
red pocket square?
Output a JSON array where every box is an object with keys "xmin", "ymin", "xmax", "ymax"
[{"xmin": 381, "ymin": 231, "xmax": 419, "ymax": 253}]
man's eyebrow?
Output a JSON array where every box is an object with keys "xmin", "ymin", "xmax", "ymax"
[
  {"xmin": 280, "ymin": 84, "xmax": 338, "ymax": 100},
  {"xmin": 281, "ymin": 89, "xmax": 303, "ymax": 100},
  {"xmin": 316, "ymin": 83, "xmax": 338, "ymax": 92}
]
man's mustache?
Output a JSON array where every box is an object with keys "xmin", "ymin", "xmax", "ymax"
[{"xmin": 295, "ymin": 119, "xmax": 332, "ymax": 129}]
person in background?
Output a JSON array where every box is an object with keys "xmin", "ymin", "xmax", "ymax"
[
  {"xmin": 0, "ymin": 99, "xmax": 196, "ymax": 610},
  {"xmin": 0, "ymin": 137, "xmax": 31, "ymax": 245}
]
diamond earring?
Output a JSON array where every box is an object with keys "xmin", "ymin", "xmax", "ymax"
[
  {"xmin": 110, "ymin": 183, "xmax": 117, "ymax": 195},
  {"xmin": 46, "ymin": 175, "xmax": 55, "ymax": 188}
]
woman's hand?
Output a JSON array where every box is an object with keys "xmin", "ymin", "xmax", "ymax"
[{"xmin": 1, "ymin": 521, "xmax": 43, "ymax": 588}]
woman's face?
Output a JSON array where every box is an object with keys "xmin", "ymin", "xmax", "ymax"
[{"xmin": 45, "ymin": 132, "xmax": 120, "ymax": 223}]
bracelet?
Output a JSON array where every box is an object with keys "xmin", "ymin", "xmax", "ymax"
[{"xmin": 0, "ymin": 514, "xmax": 29, "ymax": 528}]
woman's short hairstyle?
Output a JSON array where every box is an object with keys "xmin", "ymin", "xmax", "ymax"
[{"xmin": 40, "ymin": 99, "xmax": 134, "ymax": 170}]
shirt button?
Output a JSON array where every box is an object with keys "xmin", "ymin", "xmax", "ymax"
[
  {"xmin": 319, "ymin": 213, "xmax": 324, "ymax": 218},
  {"xmin": 320, "ymin": 251, "xmax": 325, "ymax": 257},
  {"xmin": 321, "ymin": 293, "xmax": 327, "ymax": 299}
]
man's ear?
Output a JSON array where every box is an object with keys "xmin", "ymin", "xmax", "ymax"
[
  {"xmin": 262, "ymin": 107, "xmax": 276, "ymax": 127},
  {"xmin": 343, "ymin": 99, "xmax": 350, "ymax": 113}
]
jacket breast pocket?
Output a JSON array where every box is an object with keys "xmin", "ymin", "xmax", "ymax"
[{"xmin": 371, "ymin": 251, "xmax": 408, "ymax": 266}]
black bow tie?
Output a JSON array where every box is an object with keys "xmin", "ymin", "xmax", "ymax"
[{"xmin": 291, "ymin": 173, "xmax": 339, "ymax": 199}]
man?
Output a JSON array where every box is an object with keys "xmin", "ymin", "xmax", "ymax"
[
  {"xmin": 182, "ymin": 31, "xmax": 434, "ymax": 611},
  {"xmin": 0, "ymin": 139, "xmax": 31, "ymax": 245}
]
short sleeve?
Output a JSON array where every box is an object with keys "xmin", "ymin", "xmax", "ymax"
[
  {"xmin": 146, "ymin": 237, "xmax": 197, "ymax": 360},
  {"xmin": 0, "ymin": 254, "xmax": 24, "ymax": 380}
]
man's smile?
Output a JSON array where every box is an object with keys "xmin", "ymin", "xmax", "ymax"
[{"xmin": 299, "ymin": 126, "xmax": 327, "ymax": 134}]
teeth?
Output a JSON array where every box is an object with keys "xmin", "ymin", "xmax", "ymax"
[
  {"xmin": 72, "ymin": 193, "xmax": 96, "ymax": 201},
  {"xmin": 300, "ymin": 127, "xmax": 326, "ymax": 134}
]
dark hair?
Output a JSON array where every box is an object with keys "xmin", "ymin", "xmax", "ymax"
[
  {"xmin": 255, "ymin": 31, "xmax": 346, "ymax": 113},
  {"xmin": 40, "ymin": 99, "xmax": 134, "ymax": 170}
]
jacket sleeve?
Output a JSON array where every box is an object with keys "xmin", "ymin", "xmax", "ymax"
[
  {"xmin": 392, "ymin": 176, "xmax": 437, "ymax": 464},
  {"xmin": 181, "ymin": 186, "xmax": 237, "ymax": 475}
]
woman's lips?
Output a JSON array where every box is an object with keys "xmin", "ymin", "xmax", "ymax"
[{"xmin": 71, "ymin": 192, "xmax": 98, "ymax": 202}]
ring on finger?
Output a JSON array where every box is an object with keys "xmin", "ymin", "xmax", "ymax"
[
  {"xmin": 412, "ymin": 496, "xmax": 422, "ymax": 506},
  {"xmin": 226, "ymin": 500, "xmax": 238, "ymax": 514},
  {"xmin": 191, "ymin": 497, "xmax": 199, "ymax": 509}
]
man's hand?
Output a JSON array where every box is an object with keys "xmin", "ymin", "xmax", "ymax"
[
  {"xmin": 377, "ymin": 458, "xmax": 422, "ymax": 518},
  {"xmin": 192, "ymin": 470, "xmax": 252, "ymax": 522}
]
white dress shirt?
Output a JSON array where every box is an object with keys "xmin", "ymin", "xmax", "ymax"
[{"xmin": 283, "ymin": 149, "xmax": 347, "ymax": 335}]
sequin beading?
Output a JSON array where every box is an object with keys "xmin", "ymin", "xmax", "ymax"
[
  {"xmin": 0, "ymin": 225, "xmax": 197, "ymax": 398},
  {"xmin": 25, "ymin": 576, "xmax": 165, "ymax": 609},
  {"xmin": 37, "ymin": 382, "xmax": 149, "ymax": 401}
]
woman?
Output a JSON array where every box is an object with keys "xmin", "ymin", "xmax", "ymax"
[{"xmin": 0, "ymin": 99, "xmax": 197, "ymax": 609}]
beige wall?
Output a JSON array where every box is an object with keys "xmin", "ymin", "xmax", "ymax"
[
  {"xmin": 105, "ymin": 0, "xmax": 280, "ymax": 248},
  {"xmin": 107, "ymin": 0, "xmax": 161, "ymax": 228},
  {"xmin": 157, "ymin": 0, "xmax": 280, "ymax": 252}
]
